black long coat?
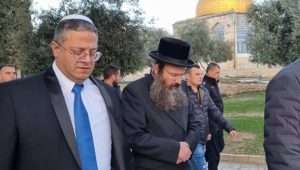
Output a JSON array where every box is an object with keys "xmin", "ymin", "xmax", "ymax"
[
  {"xmin": 122, "ymin": 75, "xmax": 201, "ymax": 170},
  {"xmin": 265, "ymin": 59, "xmax": 300, "ymax": 170},
  {"xmin": 0, "ymin": 68, "xmax": 133, "ymax": 170},
  {"xmin": 203, "ymin": 75, "xmax": 225, "ymax": 152}
]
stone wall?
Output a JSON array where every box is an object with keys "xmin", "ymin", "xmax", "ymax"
[
  {"xmin": 173, "ymin": 12, "xmax": 282, "ymax": 79},
  {"xmin": 201, "ymin": 58, "xmax": 281, "ymax": 79}
]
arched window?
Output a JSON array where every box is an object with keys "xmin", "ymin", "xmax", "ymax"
[
  {"xmin": 237, "ymin": 15, "xmax": 250, "ymax": 54},
  {"xmin": 212, "ymin": 23, "xmax": 225, "ymax": 41}
]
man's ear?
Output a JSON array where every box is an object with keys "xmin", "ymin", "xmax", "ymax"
[
  {"xmin": 50, "ymin": 41, "xmax": 60, "ymax": 59},
  {"xmin": 152, "ymin": 64, "xmax": 159, "ymax": 75}
]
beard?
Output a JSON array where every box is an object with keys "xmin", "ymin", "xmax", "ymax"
[
  {"xmin": 150, "ymin": 75, "xmax": 187, "ymax": 112},
  {"xmin": 112, "ymin": 81, "xmax": 119, "ymax": 87}
]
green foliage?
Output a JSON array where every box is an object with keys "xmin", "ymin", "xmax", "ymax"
[
  {"xmin": 0, "ymin": 0, "xmax": 32, "ymax": 67},
  {"xmin": 209, "ymin": 40, "xmax": 233, "ymax": 63},
  {"xmin": 23, "ymin": 0, "xmax": 146, "ymax": 75},
  {"xmin": 248, "ymin": 0, "xmax": 300, "ymax": 66},
  {"xmin": 140, "ymin": 27, "xmax": 170, "ymax": 64},
  {"xmin": 89, "ymin": 4, "xmax": 146, "ymax": 75},
  {"xmin": 175, "ymin": 21, "xmax": 232, "ymax": 63},
  {"xmin": 21, "ymin": 10, "xmax": 60, "ymax": 75},
  {"xmin": 142, "ymin": 27, "xmax": 170, "ymax": 55},
  {"xmin": 224, "ymin": 92, "xmax": 265, "ymax": 114}
]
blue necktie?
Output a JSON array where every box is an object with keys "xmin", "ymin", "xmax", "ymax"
[{"xmin": 72, "ymin": 84, "xmax": 98, "ymax": 170}]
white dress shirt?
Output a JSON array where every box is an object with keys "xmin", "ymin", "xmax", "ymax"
[{"xmin": 53, "ymin": 62, "xmax": 112, "ymax": 170}]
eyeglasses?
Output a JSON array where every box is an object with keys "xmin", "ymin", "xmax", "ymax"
[{"xmin": 53, "ymin": 41, "xmax": 102, "ymax": 62}]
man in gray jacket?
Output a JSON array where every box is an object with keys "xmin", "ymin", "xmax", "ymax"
[
  {"xmin": 184, "ymin": 64, "xmax": 237, "ymax": 170},
  {"xmin": 265, "ymin": 59, "xmax": 300, "ymax": 170}
]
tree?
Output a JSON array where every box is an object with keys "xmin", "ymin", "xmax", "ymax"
[
  {"xmin": 140, "ymin": 27, "xmax": 170, "ymax": 63},
  {"xmin": 24, "ymin": 0, "xmax": 146, "ymax": 75},
  {"xmin": 209, "ymin": 40, "xmax": 233, "ymax": 63},
  {"xmin": 88, "ymin": 3, "xmax": 146, "ymax": 75},
  {"xmin": 248, "ymin": 0, "xmax": 300, "ymax": 66},
  {"xmin": 175, "ymin": 21, "xmax": 232, "ymax": 63},
  {"xmin": 0, "ymin": 0, "xmax": 32, "ymax": 67}
]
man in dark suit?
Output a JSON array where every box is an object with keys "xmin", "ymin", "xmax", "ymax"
[
  {"xmin": 122, "ymin": 37, "xmax": 201, "ymax": 170},
  {"xmin": 0, "ymin": 14, "xmax": 132, "ymax": 170},
  {"xmin": 264, "ymin": 59, "xmax": 300, "ymax": 170},
  {"xmin": 202, "ymin": 63, "xmax": 225, "ymax": 170}
]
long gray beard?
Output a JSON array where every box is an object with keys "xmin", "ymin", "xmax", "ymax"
[{"xmin": 150, "ymin": 76, "xmax": 187, "ymax": 112}]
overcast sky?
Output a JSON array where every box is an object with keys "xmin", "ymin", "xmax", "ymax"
[{"xmin": 33, "ymin": 0, "xmax": 263, "ymax": 33}]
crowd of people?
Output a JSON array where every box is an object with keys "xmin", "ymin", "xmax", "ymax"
[{"xmin": 1, "ymin": 14, "xmax": 294, "ymax": 170}]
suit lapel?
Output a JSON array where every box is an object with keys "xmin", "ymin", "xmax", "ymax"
[{"xmin": 43, "ymin": 68, "xmax": 81, "ymax": 168}]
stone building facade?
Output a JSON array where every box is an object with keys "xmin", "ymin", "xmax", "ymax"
[{"xmin": 173, "ymin": 0, "xmax": 281, "ymax": 78}]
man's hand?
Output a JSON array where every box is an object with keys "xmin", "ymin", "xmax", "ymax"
[
  {"xmin": 176, "ymin": 142, "xmax": 192, "ymax": 164},
  {"xmin": 207, "ymin": 133, "xmax": 212, "ymax": 141},
  {"xmin": 229, "ymin": 130, "xmax": 238, "ymax": 139}
]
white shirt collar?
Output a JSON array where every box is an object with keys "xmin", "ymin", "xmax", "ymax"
[{"xmin": 52, "ymin": 61, "xmax": 94, "ymax": 92}]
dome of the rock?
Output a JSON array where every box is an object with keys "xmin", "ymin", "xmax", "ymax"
[{"xmin": 196, "ymin": 0, "xmax": 252, "ymax": 17}]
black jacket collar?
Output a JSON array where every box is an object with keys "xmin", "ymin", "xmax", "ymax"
[{"xmin": 203, "ymin": 75, "xmax": 218, "ymax": 86}]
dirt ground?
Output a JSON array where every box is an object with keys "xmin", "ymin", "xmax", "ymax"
[
  {"xmin": 220, "ymin": 83, "xmax": 267, "ymax": 96},
  {"xmin": 223, "ymin": 132, "xmax": 258, "ymax": 155}
]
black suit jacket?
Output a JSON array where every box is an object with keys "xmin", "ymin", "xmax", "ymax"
[
  {"xmin": 0, "ymin": 68, "xmax": 133, "ymax": 170},
  {"xmin": 264, "ymin": 59, "xmax": 300, "ymax": 170},
  {"xmin": 122, "ymin": 75, "xmax": 201, "ymax": 170}
]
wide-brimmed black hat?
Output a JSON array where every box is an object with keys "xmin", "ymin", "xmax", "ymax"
[{"xmin": 149, "ymin": 37, "xmax": 193, "ymax": 67}]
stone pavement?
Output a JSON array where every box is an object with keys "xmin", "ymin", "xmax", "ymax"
[{"xmin": 219, "ymin": 161, "xmax": 267, "ymax": 170}]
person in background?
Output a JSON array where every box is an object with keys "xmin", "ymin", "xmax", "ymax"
[
  {"xmin": 103, "ymin": 64, "xmax": 122, "ymax": 95},
  {"xmin": 185, "ymin": 64, "xmax": 237, "ymax": 170},
  {"xmin": 202, "ymin": 63, "xmax": 226, "ymax": 170},
  {"xmin": 0, "ymin": 64, "xmax": 17, "ymax": 83}
]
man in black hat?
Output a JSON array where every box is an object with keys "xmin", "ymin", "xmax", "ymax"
[{"xmin": 122, "ymin": 37, "xmax": 202, "ymax": 170}]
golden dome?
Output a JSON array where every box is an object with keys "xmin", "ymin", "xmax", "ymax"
[{"xmin": 196, "ymin": 0, "xmax": 253, "ymax": 17}]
